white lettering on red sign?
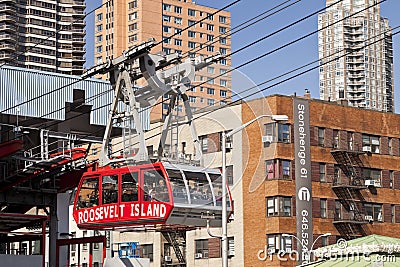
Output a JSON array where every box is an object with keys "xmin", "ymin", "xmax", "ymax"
[{"xmin": 77, "ymin": 203, "xmax": 167, "ymax": 224}]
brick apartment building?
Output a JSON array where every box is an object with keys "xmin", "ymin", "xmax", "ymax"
[
  {"xmin": 241, "ymin": 94, "xmax": 400, "ymax": 266},
  {"xmin": 94, "ymin": 0, "xmax": 232, "ymax": 122}
]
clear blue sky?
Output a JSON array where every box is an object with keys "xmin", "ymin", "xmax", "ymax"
[{"xmin": 85, "ymin": 0, "xmax": 400, "ymax": 112}]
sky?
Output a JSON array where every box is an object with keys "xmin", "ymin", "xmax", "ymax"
[{"xmin": 84, "ymin": 0, "xmax": 400, "ymax": 112}]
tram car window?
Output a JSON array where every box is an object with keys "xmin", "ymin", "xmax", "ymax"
[
  {"xmin": 166, "ymin": 168, "xmax": 189, "ymax": 204},
  {"xmin": 184, "ymin": 171, "xmax": 213, "ymax": 205},
  {"xmin": 143, "ymin": 170, "xmax": 170, "ymax": 202},
  {"xmin": 122, "ymin": 173, "xmax": 139, "ymax": 202},
  {"xmin": 76, "ymin": 177, "xmax": 99, "ymax": 209},
  {"xmin": 209, "ymin": 173, "xmax": 223, "ymax": 206},
  {"xmin": 102, "ymin": 175, "xmax": 118, "ymax": 204}
]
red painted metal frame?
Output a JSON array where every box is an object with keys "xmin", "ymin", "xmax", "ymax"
[
  {"xmin": 0, "ymin": 148, "xmax": 87, "ymax": 192},
  {"xmin": 73, "ymin": 162, "xmax": 174, "ymax": 230},
  {"xmin": 0, "ymin": 139, "xmax": 23, "ymax": 158},
  {"xmin": 56, "ymin": 236, "xmax": 107, "ymax": 267}
]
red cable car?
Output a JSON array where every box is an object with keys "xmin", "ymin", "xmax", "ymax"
[{"xmin": 72, "ymin": 162, "xmax": 233, "ymax": 230}]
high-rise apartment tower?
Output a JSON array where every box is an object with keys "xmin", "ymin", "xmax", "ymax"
[
  {"xmin": 94, "ymin": 0, "xmax": 231, "ymax": 122},
  {"xmin": 0, "ymin": 0, "xmax": 86, "ymax": 75},
  {"xmin": 318, "ymin": 0, "xmax": 394, "ymax": 112}
]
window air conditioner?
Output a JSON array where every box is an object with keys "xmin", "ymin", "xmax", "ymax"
[
  {"xmin": 365, "ymin": 180, "xmax": 380, "ymax": 187},
  {"xmin": 362, "ymin": 146, "xmax": 372, "ymax": 152},
  {"xmin": 226, "ymin": 141, "xmax": 233, "ymax": 149},
  {"xmin": 262, "ymin": 135, "xmax": 273, "ymax": 143},
  {"xmin": 195, "ymin": 253, "xmax": 203, "ymax": 259},
  {"xmin": 365, "ymin": 215, "xmax": 373, "ymax": 221}
]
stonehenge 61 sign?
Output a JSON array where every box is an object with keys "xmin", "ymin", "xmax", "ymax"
[{"xmin": 293, "ymin": 98, "xmax": 313, "ymax": 265}]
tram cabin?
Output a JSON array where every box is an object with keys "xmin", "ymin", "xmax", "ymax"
[{"xmin": 72, "ymin": 162, "xmax": 233, "ymax": 230}]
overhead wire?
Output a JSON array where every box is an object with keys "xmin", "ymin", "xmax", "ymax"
[
  {"xmin": 0, "ymin": 0, "xmax": 242, "ymax": 114},
  {"xmin": 10, "ymin": 0, "xmax": 345, "ymax": 142},
  {"xmin": 1, "ymin": 0, "xmax": 298, "ymax": 134},
  {"xmin": 109, "ymin": 6, "xmax": 394, "ymax": 156},
  {"xmin": 179, "ymin": 0, "xmax": 301, "ymax": 59}
]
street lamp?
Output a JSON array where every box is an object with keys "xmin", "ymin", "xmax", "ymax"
[
  {"xmin": 281, "ymin": 233, "xmax": 331, "ymax": 263},
  {"xmin": 221, "ymin": 114, "xmax": 288, "ymax": 267}
]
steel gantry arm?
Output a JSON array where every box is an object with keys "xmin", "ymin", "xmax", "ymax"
[{"xmin": 82, "ymin": 39, "xmax": 221, "ymax": 166}]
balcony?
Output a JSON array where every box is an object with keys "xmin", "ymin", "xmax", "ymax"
[
  {"xmin": 0, "ymin": 5, "xmax": 16, "ymax": 13},
  {"xmin": 0, "ymin": 43, "xmax": 14, "ymax": 50},
  {"xmin": 0, "ymin": 33, "xmax": 17, "ymax": 42},
  {"xmin": 0, "ymin": 14, "xmax": 16, "ymax": 22}
]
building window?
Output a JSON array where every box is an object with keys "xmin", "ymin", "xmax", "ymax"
[
  {"xmin": 363, "ymin": 168, "xmax": 381, "ymax": 186},
  {"xmin": 96, "ymin": 45, "xmax": 102, "ymax": 53},
  {"xmin": 188, "ymin": 20, "xmax": 196, "ymax": 27},
  {"xmin": 319, "ymin": 163, "xmax": 326, "ymax": 182},
  {"xmin": 129, "ymin": 0, "xmax": 138, "ymax": 9},
  {"xmin": 219, "ymin": 15, "xmax": 227, "ymax": 24},
  {"xmin": 362, "ymin": 134, "xmax": 380, "ymax": 153},
  {"xmin": 188, "ymin": 9, "xmax": 196, "ymax": 16},
  {"xmin": 163, "ymin": 15, "xmax": 171, "ymax": 22},
  {"xmin": 207, "ymin": 99, "xmax": 215, "ymax": 106},
  {"xmin": 220, "ymin": 48, "xmax": 227, "ymax": 55},
  {"xmin": 188, "ymin": 41, "xmax": 196, "ymax": 48},
  {"xmin": 266, "ymin": 159, "xmax": 291, "ymax": 180},
  {"xmin": 321, "ymin": 236, "xmax": 328, "ymax": 247},
  {"xmin": 267, "ymin": 234, "xmax": 292, "ymax": 253},
  {"xmin": 199, "ymin": 135, "xmax": 208, "ymax": 153},
  {"xmin": 392, "ymin": 204, "xmax": 395, "ymax": 223},
  {"xmin": 82, "ymin": 231, "xmax": 87, "ymax": 250},
  {"xmin": 207, "ymin": 88, "xmax": 215, "ymax": 95},
  {"xmin": 175, "ymin": 17, "xmax": 182, "ymax": 25},
  {"xmin": 188, "ymin": 31, "xmax": 196, "ymax": 38},
  {"xmin": 96, "ymin": 35, "xmax": 102, "ymax": 43},
  {"xmin": 318, "ymin": 128, "xmax": 325, "ymax": 146},
  {"xmin": 220, "ymin": 37, "xmax": 227, "ymax": 44},
  {"xmin": 163, "ymin": 4, "xmax": 171, "ymax": 12},
  {"xmin": 348, "ymin": 131, "xmax": 354, "ymax": 150},
  {"xmin": 320, "ymin": 199, "xmax": 327, "ymax": 218},
  {"xmin": 266, "ymin": 196, "xmax": 291, "ymax": 217},
  {"xmin": 390, "ymin": 170, "xmax": 394, "ymax": 189},
  {"xmin": 333, "ymin": 130, "xmax": 339, "ymax": 148},
  {"xmin": 207, "ymin": 45, "xmax": 214, "ymax": 52},
  {"xmin": 163, "ymin": 26, "xmax": 171, "ymax": 33},
  {"xmin": 220, "ymin": 58, "xmax": 227, "ymax": 65},
  {"xmin": 174, "ymin": 6, "xmax": 182, "ymax": 14},
  {"xmin": 278, "ymin": 124, "xmax": 290, "ymax": 143},
  {"xmin": 364, "ymin": 203, "xmax": 383, "ymax": 222},
  {"xmin": 128, "ymin": 12, "xmax": 137, "ymax": 20},
  {"xmin": 163, "ymin": 38, "xmax": 171, "ymax": 44},
  {"xmin": 141, "ymin": 244, "xmax": 153, "ymax": 262},
  {"xmin": 389, "ymin": 138, "xmax": 393, "ymax": 155},
  {"xmin": 195, "ymin": 239, "xmax": 208, "ymax": 259},
  {"xmin": 96, "ymin": 13, "xmax": 103, "ymax": 21},
  {"xmin": 96, "ymin": 24, "xmax": 102, "ymax": 32},
  {"xmin": 162, "ymin": 48, "xmax": 171, "ymax": 55},
  {"xmin": 174, "ymin": 39, "xmax": 182, "ymax": 46},
  {"xmin": 207, "ymin": 78, "xmax": 214, "ymax": 85},
  {"xmin": 175, "ymin": 28, "xmax": 182, "ymax": 35},
  {"xmin": 128, "ymin": 34, "xmax": 137, "ymax": 42},
  {"xmin": 207, "ymin": 66, "xmax": 214, "ymax": 74},
  {"xmin": 207, "ymin": 34, "xmax": 214, "ymax": 41},
  {"xmin": 220, "ymin": 90, "xmax": 227, "ymax": 97},
  {"xmin": 207, "ymin": 24, "xmax": 214, "ymax": 31},
  {"xmin": 128, "ymin": 23, "xmax": 137, "ymax": 31},
  {"xmin": 219, "ymin": 26, "xmax": 227, "ymax": 34}
]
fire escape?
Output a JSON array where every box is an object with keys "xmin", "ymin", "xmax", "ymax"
[
  {"xmin": 331, "ymin": 149, "xmax": 370, "ymax": 240},
  {"xmin": 161, "ymin": 227, "xmax": 189, "ymax": 267}
]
